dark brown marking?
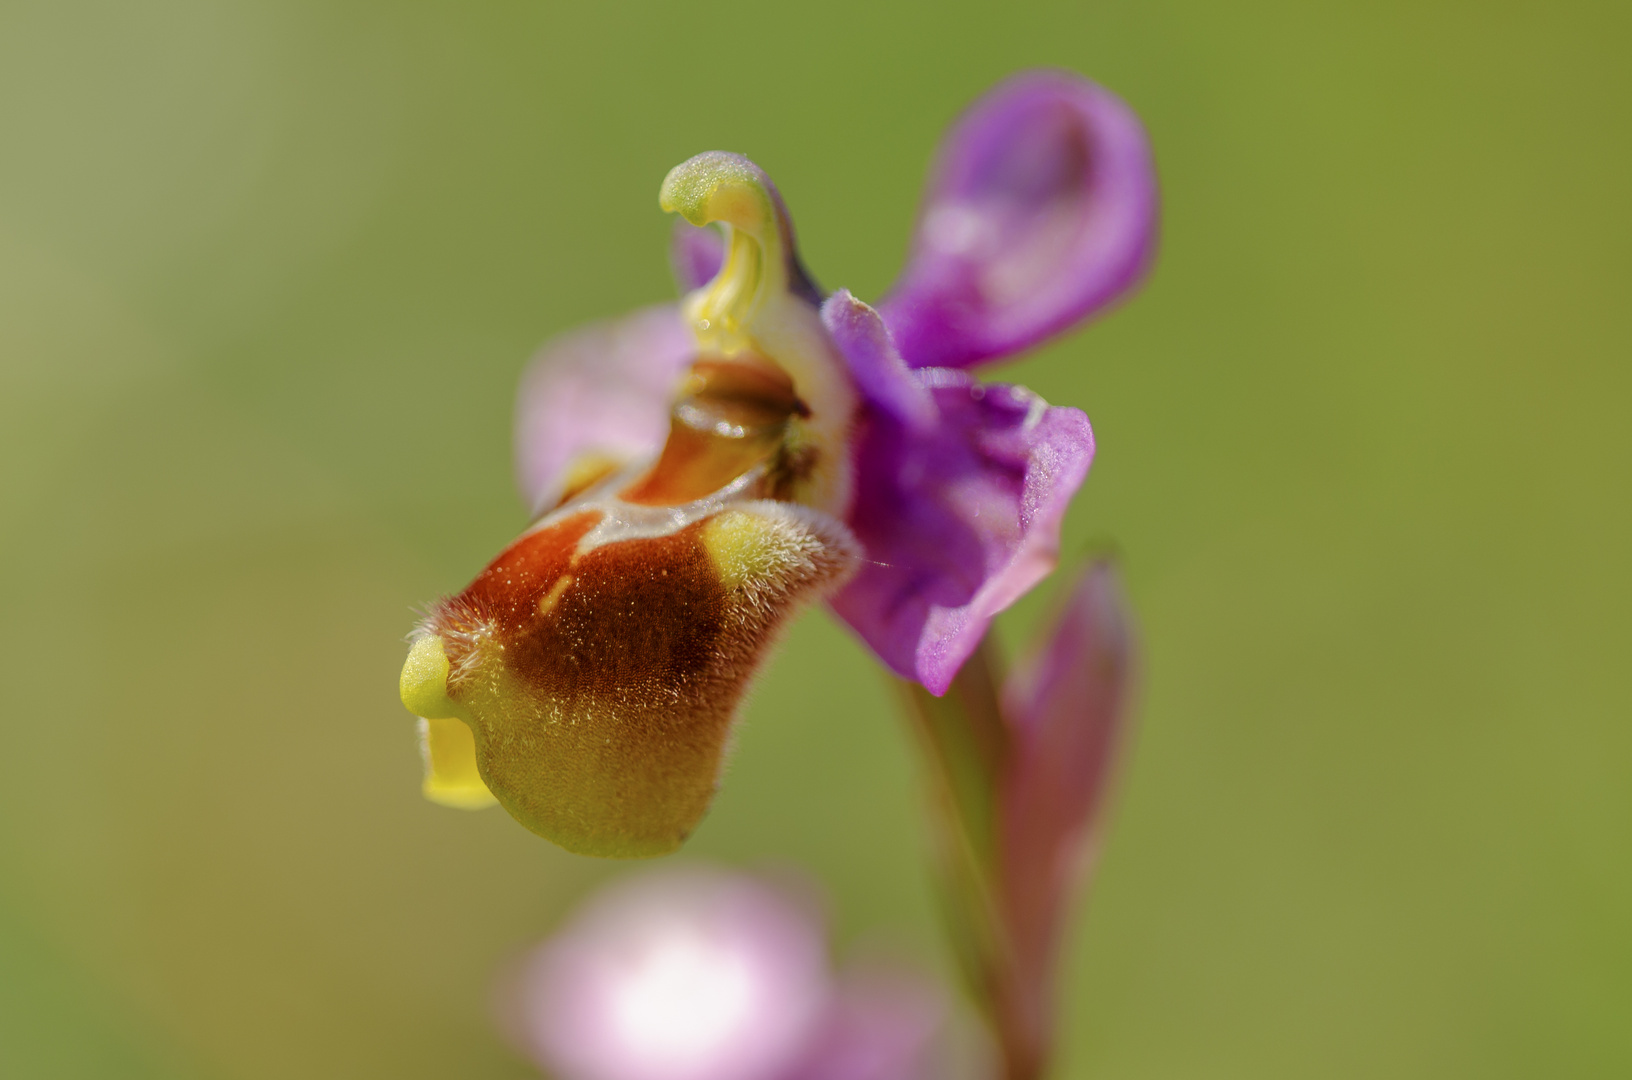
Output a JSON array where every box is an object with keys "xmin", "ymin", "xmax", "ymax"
[{"xmin": 426, "ymin": 505, "xmax": 849, "ymax": 857}]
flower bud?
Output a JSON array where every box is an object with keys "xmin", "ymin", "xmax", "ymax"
[{"xmin": 994, "ymin": 560, "xmax": 1133, "ymax": 1063}]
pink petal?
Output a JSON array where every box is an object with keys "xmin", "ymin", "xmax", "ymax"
[
  {"xmin": 670, "ymin": 219, "xmax": 726, "ymax": 293},
  {"xmin": 822, "ymin": 293, "xmax": 1094, "ymax": 695},
  {"xmin": 514, "ymin": 304, "xmax": 695, "ymax": 513},
  {"xmin": 878, "ymin": 70, "xmax": 1159, "ymax": 369}
]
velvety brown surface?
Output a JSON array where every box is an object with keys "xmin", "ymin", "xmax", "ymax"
[{"xmin": 433, "ymin": 505, "xmax": 849, "ymax": 857}]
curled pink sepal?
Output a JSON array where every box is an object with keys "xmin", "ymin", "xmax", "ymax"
[{"xmin": 878, "ymin": 70, "xmax": 1158, "ymax": 370}]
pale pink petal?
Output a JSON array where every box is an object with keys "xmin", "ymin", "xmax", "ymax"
[{"xmin": 514, "ymin": 304, "xmax": 694, "ymax": 513}]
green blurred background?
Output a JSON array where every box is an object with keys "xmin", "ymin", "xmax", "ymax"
[{"xmin": 2, "ymin": 0, "xmax": 1628, "ymax": 1076}]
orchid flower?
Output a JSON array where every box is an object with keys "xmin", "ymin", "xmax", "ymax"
[
  {"xmin": 398, "ymin": 70, "xmax": 1157, "ymax": 858},
  {"xmin": 505, "ymin": 866, "xmax": 948, "ymax": 1080}
]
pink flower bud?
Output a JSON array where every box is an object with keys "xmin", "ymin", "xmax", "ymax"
[{"xmin": 994, "ymin": 561, "xmax": 1134, "ymax": 1064}]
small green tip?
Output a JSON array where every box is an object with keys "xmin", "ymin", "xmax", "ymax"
[
  {"xmin": 400, "ymin": 635, "xmax": 460, "ymax": 720},
  {"xmin": 660, "ymin": 152, "xmax": 775, "ymax": 235}
]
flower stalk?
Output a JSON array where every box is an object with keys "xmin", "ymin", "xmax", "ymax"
[
  {"xmin": 900, "ymin": 561, "xmax": 1134, "ymax": 1080},
  {"xmin": 900, "ymin": 638, "xmax": 1020, "ymax": 1072}
]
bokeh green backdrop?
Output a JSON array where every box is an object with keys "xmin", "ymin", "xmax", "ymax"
[{"xmin": 2, "ymin": 0, "xmax": 1628, "ymax": 1076}]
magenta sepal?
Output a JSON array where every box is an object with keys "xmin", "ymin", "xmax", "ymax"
[{"xmin": 824, "ymin": 292, "xmax": 1094, "ymax": 695}]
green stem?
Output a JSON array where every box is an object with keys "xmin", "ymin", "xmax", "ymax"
[{"xmin": 899, "ymin": 638, "xmax": 1047, "ymax": 1080}]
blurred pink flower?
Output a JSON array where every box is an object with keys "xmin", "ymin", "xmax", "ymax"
[
  {"xmin": 782, "ymin": 963, "xmax": 947, "ymax": 1080},
  {"xmin": 508, "ymin": 867, "xmax": 949, "ymax": 1080}
]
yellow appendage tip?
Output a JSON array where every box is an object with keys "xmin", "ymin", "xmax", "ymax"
[
  {"xmin": 400, "ymin": 635, "xmax": 458, "ymax": 720},
  {"xmin": 418, "ymin": 716, "xmax": 498, "ymax": 810},
  {"xmin": 402, "ymin": 636, "xmax": 496, "ymax": 810}
]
